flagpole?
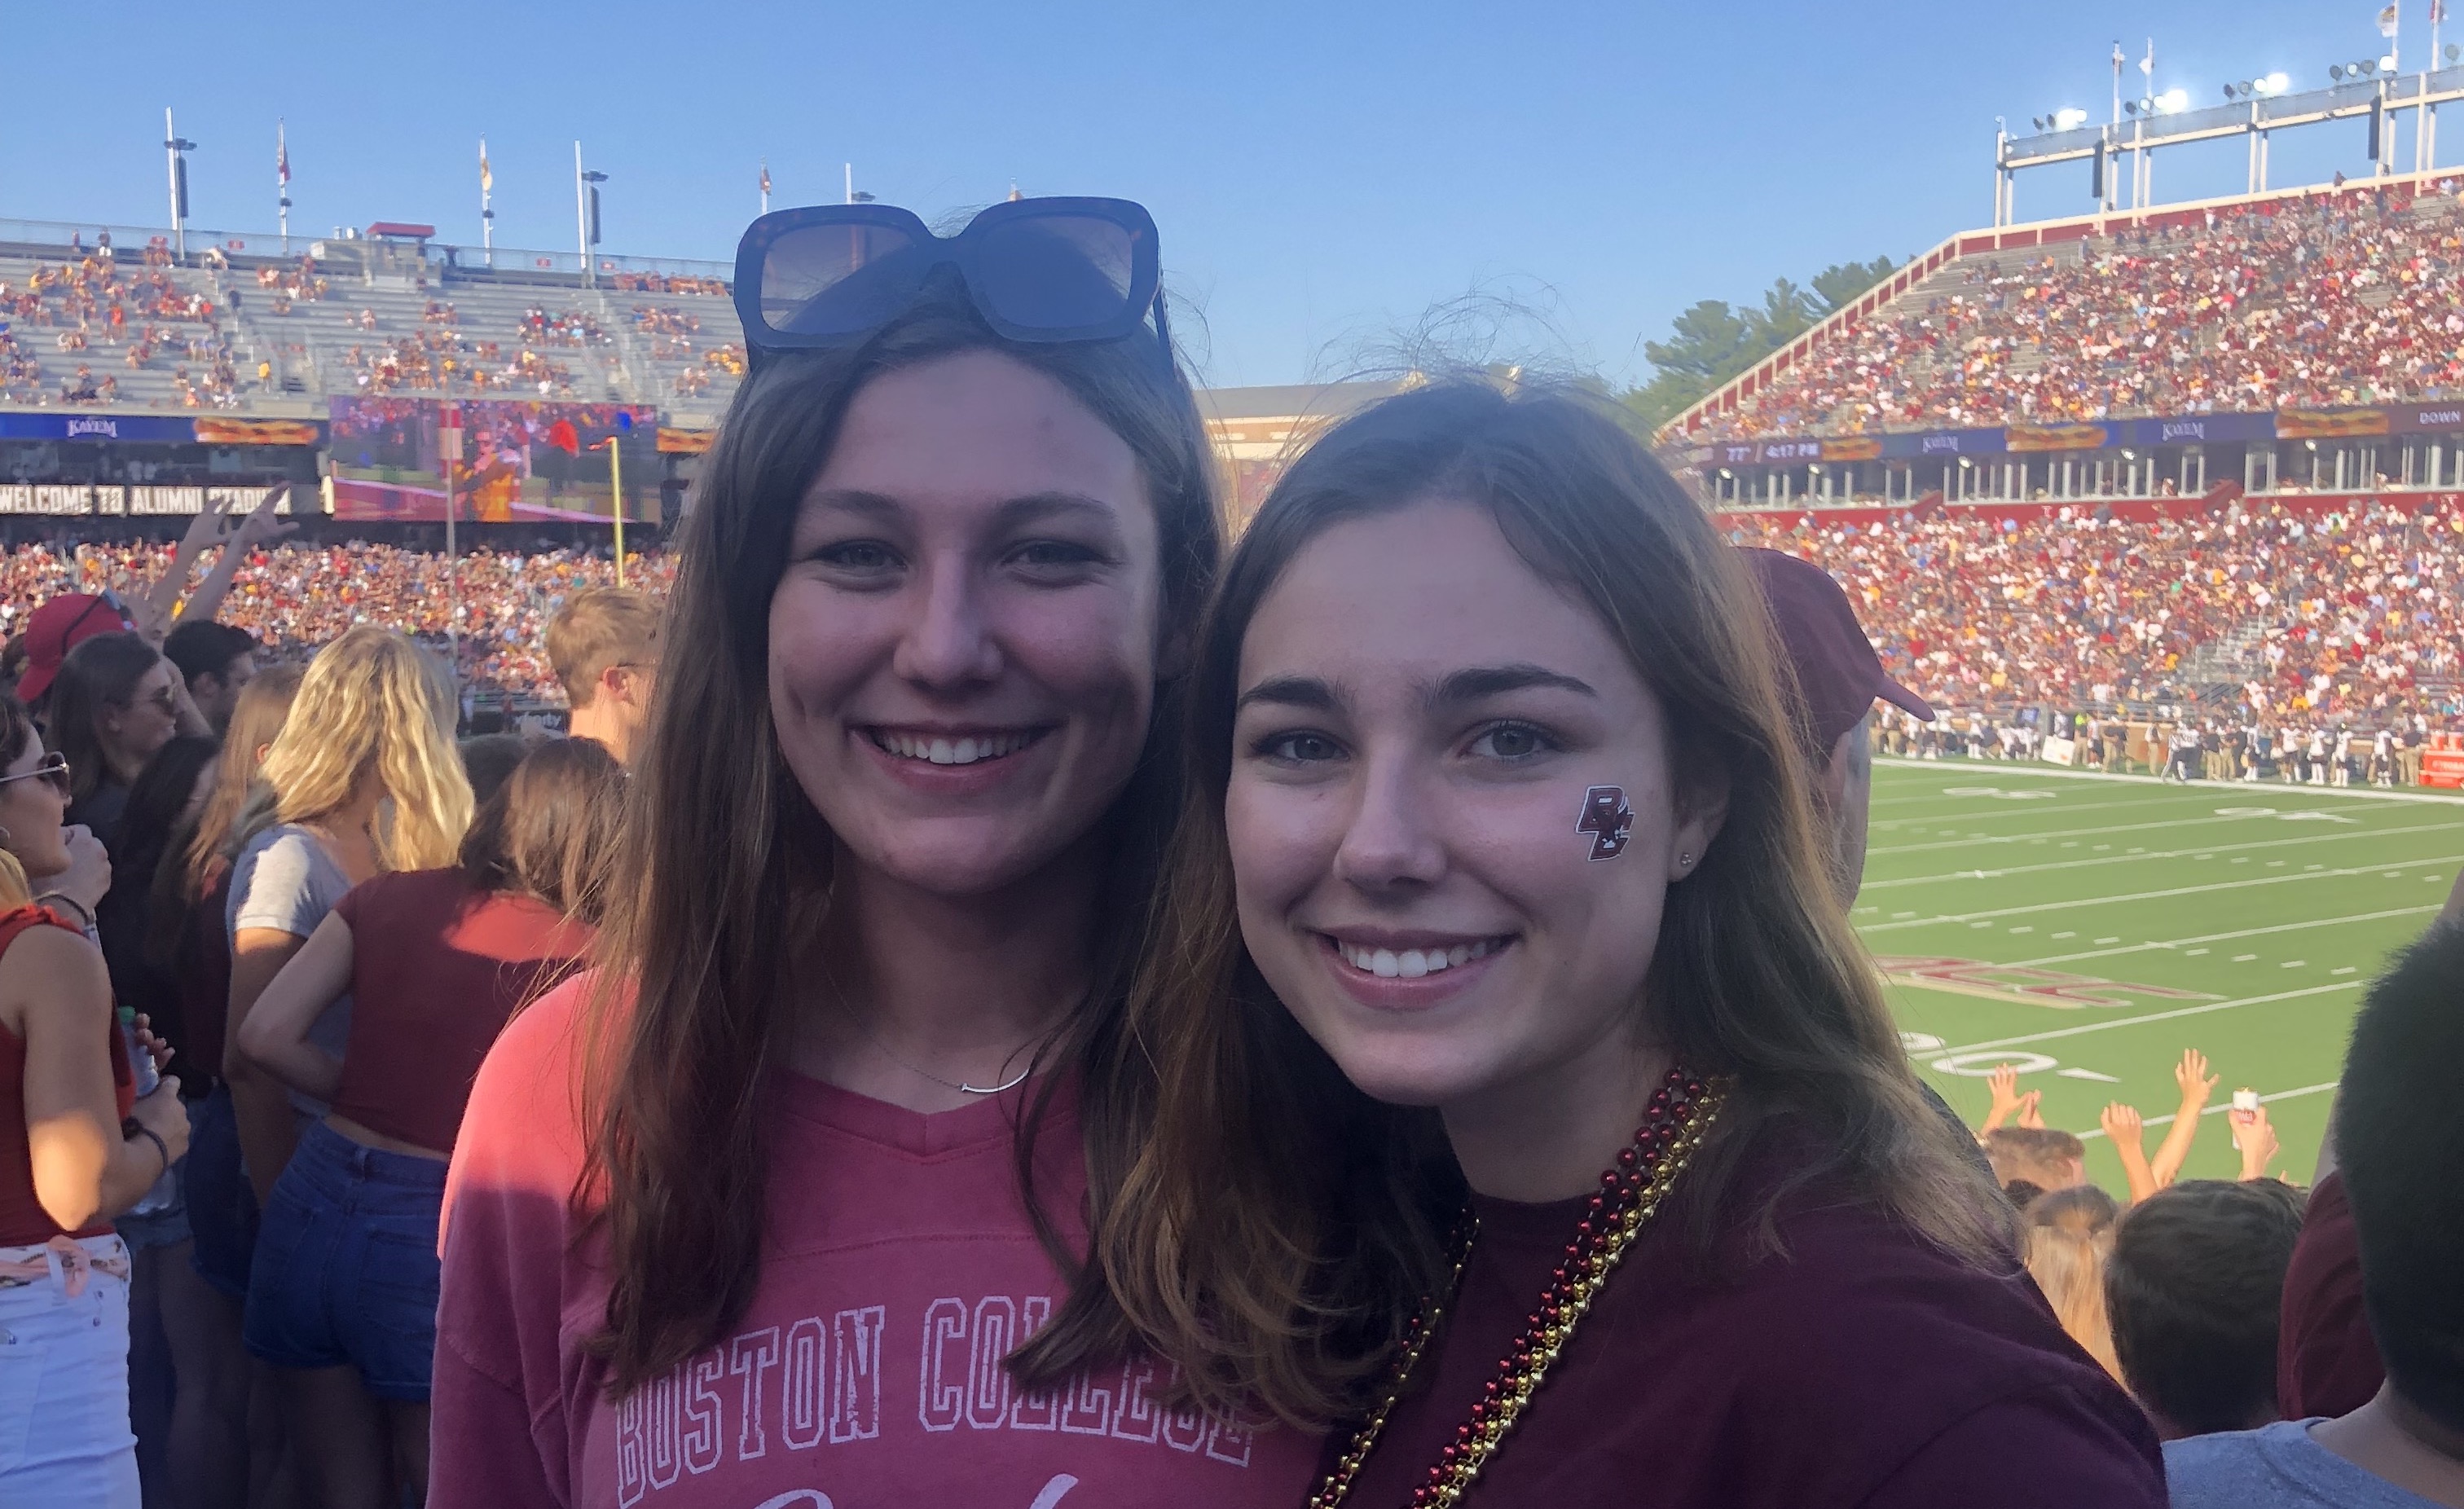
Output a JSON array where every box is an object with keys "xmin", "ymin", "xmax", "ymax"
[
  {"xmin": 276, "ymin": 121, "xmax": 290, "ymax": 253},
  {"xmin": 480, "ymin": 138, "xmax": 495, "ymax": 266},
  {"xmin": 760, "ymin": 159, "xmax": 771, "ymax": 214}
]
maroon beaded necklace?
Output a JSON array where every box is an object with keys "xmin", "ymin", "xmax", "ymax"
[{"xmin": 1309, "ymin": 1066, "xmax": 1729, "ymax": 1509}]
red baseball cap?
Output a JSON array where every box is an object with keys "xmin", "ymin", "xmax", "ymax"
[
  {"xmin": 15, "ymin": 592, "xmax": 139, "ymax": 705},
  {"xmin": 1742, "ymin": 548, "xmax": 1934, "ymax": 759}
]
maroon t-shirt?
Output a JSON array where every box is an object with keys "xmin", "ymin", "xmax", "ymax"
[
  {"xmin": 330, "ymin": 869, "xmax": 591, "ymax": 1153},
  {"xmin": 2277, "ymin": 1171, "xmax": 2383, "ymax": 1419},
  {"xmin": 1335, "ymin": 1145, "xmax": 2167, "ymax": 1507}
]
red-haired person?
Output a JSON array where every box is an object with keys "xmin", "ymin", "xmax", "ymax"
[{"xmin": 1099, "ymin": 382, "xmax": 2165, "ymax": 1507}]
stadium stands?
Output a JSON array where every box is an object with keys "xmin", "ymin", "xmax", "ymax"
[
  {"xmin": 1730, "ymin": 495, "xmax": 2464, "ymax": 730},
  {"xmin": 0, "ymin": 229, "xmax": 749, "ymax": 421},
  {"xmin": 1691, "ymin": 176, "xmax": 2464, "ymax": 443}
]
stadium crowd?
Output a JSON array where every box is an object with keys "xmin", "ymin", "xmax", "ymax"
[
  {"xmin": 0, "ymin": 246, "xmax": 267, "ymax": 409},
  {"xmin": 1, "ymin": 537, "xmax": 671, "ymax": 703},
  {"xmin": 0, "ymin": 205, "xmax": 2461, "ymax": 1509},
  {"xmin": 1731, "ymin": 496, "xmax": 2464, "ymax": 744},
  {"xmin": 1703, "ymin": 178, "xmax": 2464, "ymax": 440}
]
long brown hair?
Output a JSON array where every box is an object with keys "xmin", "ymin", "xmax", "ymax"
[
  {"xmin": 46, "ymin": 631, "xmax": 161, "ymax": 803},
  {"xmin": 458, "ymin": 737, "xmax": 625, "ymax": 924},
  {"xmin": 1067, "ymin": 381, "xmax": 2017, "ymax": 1425},
  {"xmin": 579, "ymin": 283, "xmax": 1221, "ymax": 1396},
  {"xmin": 187, "ymin": 663, "xmax": 303, "ymax": 894}
]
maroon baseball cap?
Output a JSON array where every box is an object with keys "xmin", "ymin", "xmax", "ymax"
[
  {"xmin": 1742, "ymin": 548, "xmax": 1934, "ymax": 758},
  {"xmin": 15, "ymin": 592, "xmax": 139, "ymax": 705}
]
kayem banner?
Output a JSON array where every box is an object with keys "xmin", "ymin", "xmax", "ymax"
[{"xmin": 0, "ymin": 411, "xmax": 327, "ymax": 445}]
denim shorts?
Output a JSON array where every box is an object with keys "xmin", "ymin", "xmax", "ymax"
[
  {"xmin": 241, "ymin": 1121, "xmax": 447, "ymax": 1401},
  {"xmin": 183, "ymin": 1087, "xmax": 258, "ymax": 1300},
  {"xmin": 0, "ymin": 1234, "xmax": 141, "ymax": 1506}
]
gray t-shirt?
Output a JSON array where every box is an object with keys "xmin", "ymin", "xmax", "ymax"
[
  {"xmin": 2166, "ymin": 1419, "xmax": 2446, "ymax": 1509},
  {"xmin": 226, "ymin": 823, "xmax": 355, "ymax": 1119}
]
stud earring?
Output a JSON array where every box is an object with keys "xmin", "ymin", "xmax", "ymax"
[{"xmin": 1679, "ymin": 850, "xmax": 1695, "ymax": 869}]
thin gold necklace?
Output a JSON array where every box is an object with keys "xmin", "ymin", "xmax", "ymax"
[{"xmin": 1309, "ymin": 1068, "xmax": 1727, "ymax": 1509}]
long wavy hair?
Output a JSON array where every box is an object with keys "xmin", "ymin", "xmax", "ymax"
[
  {"xmin": 2025, "ymin": 1186, "xmax": 2122, "ymax": 1380},
  {"xmin": 232, "ymin": 627, "xmax": 469, "ymax": 871},
  {"xmin": 46, "ymin": 631, "xmax": 161, "ymax": 804},
  {"xmin": 578, "ymin": 282, "xmax": 1221, "ymax": 1397},
  {"xmin": 1070, "ymin": 381, "xmax": 2017, "ymax": 1425},
  {"xmin": 187, "ymin": 664, "xmax": 303, "ymax": 895}
]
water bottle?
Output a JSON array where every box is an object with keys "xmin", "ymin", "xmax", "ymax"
[{"xmin": 118, "ymin": 1005, "xmax": 178, "ymax": 1216}]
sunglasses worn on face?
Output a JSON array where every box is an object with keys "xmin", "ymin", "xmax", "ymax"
[
  {"xmin": 733, "ymin": 196, "xmax": 1169, "ymax": 373},
  {"xmin": 118, "ymin": 687, "xmax": 178, "ymax": 718},
  {"xmin": 0, "ymin": 752, "xmax": 71, "ymax": 795}
]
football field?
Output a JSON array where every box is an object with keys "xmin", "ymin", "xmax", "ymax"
[{"xmin": 1859, "ymin": 759, "xmax": 2464, "ymax": 1192}]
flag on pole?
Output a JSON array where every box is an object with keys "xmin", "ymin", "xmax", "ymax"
[
  {"xmin": 759, "ymin": 161, "xmax": 771, "ymax": 196},
  {"xmin": 2431, "ymin": 1, "xmax": 2445, "ymax": 24},
  {"xmin": 479, "ymin": 139, "xmax": 494, "ymax": 196},
  {"xmin": 2380, "ymin": 3, "xmax": 2400, "ymax": 37},
  {"xmin": 277, "ymin": 121, "xmax": 290, "ymax": 187}
]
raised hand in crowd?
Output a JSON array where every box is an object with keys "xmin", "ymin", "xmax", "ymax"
[
  {"xmin": 133, "ymin": 483, "xmax": 297, "ymax": 642},
  {"xmin": 2101, "ymin": 1101, "xmax": 2158, "ymax": 1203},
  {"xmin": 2228, "ymin": 1102, "xmax": 2280, "ymax": 1184},
  {"xmin": 2016, "ymin": 1089, "xmax": 2046, "ymax": 1130},
  {"xmin": 1982, "ymin": 1062, "xmax": 2026, "ymax": 1131},
  {"xmin": 2150, "ymin": 1048, "xmax": 2218, "ymax": 1189},
  {"xmin": 29, "ymin": 822, "xmax": 109, "ymax": 922}
]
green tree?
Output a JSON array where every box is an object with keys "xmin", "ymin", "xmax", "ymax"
[
  {"xmin": 1621, "ymin": 255, "xmax": 1906, "ymax": 434},
  {"xmin": 1810, "ymin": 255, "xmax": 1901, "ymax": 313}
]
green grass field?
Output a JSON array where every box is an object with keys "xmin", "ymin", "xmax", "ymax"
[{"xmin": 1859, "ymin": 760, "xmax": 2464, "ymax": 1192}]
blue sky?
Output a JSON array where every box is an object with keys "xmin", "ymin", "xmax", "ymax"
[{"xmin": 4, "ymin": 2, "xmax": 2446, "ymax": 387}]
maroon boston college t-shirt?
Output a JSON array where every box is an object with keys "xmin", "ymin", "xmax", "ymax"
[
  {"xmin": 433, "ymin": 974, "xmax": 1319, "ymax": 1509},
  {"xmin": 1334, "ymin": 1138, "xmax": 2167, "ymax": 1508}
]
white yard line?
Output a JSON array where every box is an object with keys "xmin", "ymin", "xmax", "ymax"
[
  {"xmin": 1863, "ymin": 820, "xmax": 2464, "ymax": 891},
  {"xmin": 1991, "ymin": 905, "xmax": 2445, "ymax": 968},
  {"xmin": 1871, "ymin": 793, "xmax": 2231, "ymax": 828},
  {"xmin": 2078, "ymin": 1080, "xmax": 2341, "ymax": 1139},
  {"xmin": 1909, "ymin": 981, "xmax": 2362, "ymax": 1059},
  {"xmin": 1876, "ymin": 758, "xmax": 2464, "ymax": 807},
  {"xmin": 1857, "ymin": 854, "xmax": 2464, "ymax": 933},
  {"xmin": 1866, "ymin": 809, "xmax": 2397, "ymax": 856}
]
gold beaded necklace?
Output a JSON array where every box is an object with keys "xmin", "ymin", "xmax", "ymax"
[{"xmin": 1309, "ymin": 1068, "xmax": 1728, "ymax": 1509}]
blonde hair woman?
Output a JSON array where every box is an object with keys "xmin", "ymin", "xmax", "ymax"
[
  {"xmin": 222, "ymin": 627, "xmax": 467, "ymax": 1209},
  {"xmin": 2026, "ymin": 1186, "xmax": 2123, "ymax": 1381},
  {"xmin": 220, "ymin": 628, "xmax": 466, "ymax": 1509}
]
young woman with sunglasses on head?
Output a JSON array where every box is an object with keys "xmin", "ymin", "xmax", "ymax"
[
  {"xmin": 0, "ymin": 694, "xmax": 191, "ymax": 1506},
  {"xmin": 1098, "ymin": 383, "xmax": 2166, "ymax": 1507},
  {"xmin": 433, "ymin": 199, "xmax": 1321, "ymax": 1507}
]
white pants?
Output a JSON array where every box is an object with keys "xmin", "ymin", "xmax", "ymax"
[{"xmin": 0, "ymin": 1235, "xmax": 140, "ymax": 1508}]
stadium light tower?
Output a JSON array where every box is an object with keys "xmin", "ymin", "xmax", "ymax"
[
  {"xmin": 164, "ymin": 109, "xmax": 195, "ymax": 265},
  {"xmin": 575, "ymin": 143, "xmax": 609, "ymax": 288}
]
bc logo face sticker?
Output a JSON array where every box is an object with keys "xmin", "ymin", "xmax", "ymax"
[{"xmin": 1577, "ymin": 785, "xmax": 1635, "ymax": 861}]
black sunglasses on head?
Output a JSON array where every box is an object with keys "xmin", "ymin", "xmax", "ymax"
[{"xmin": 733, "ymin": 196, "xmax": 1170, "ymax": 373}]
